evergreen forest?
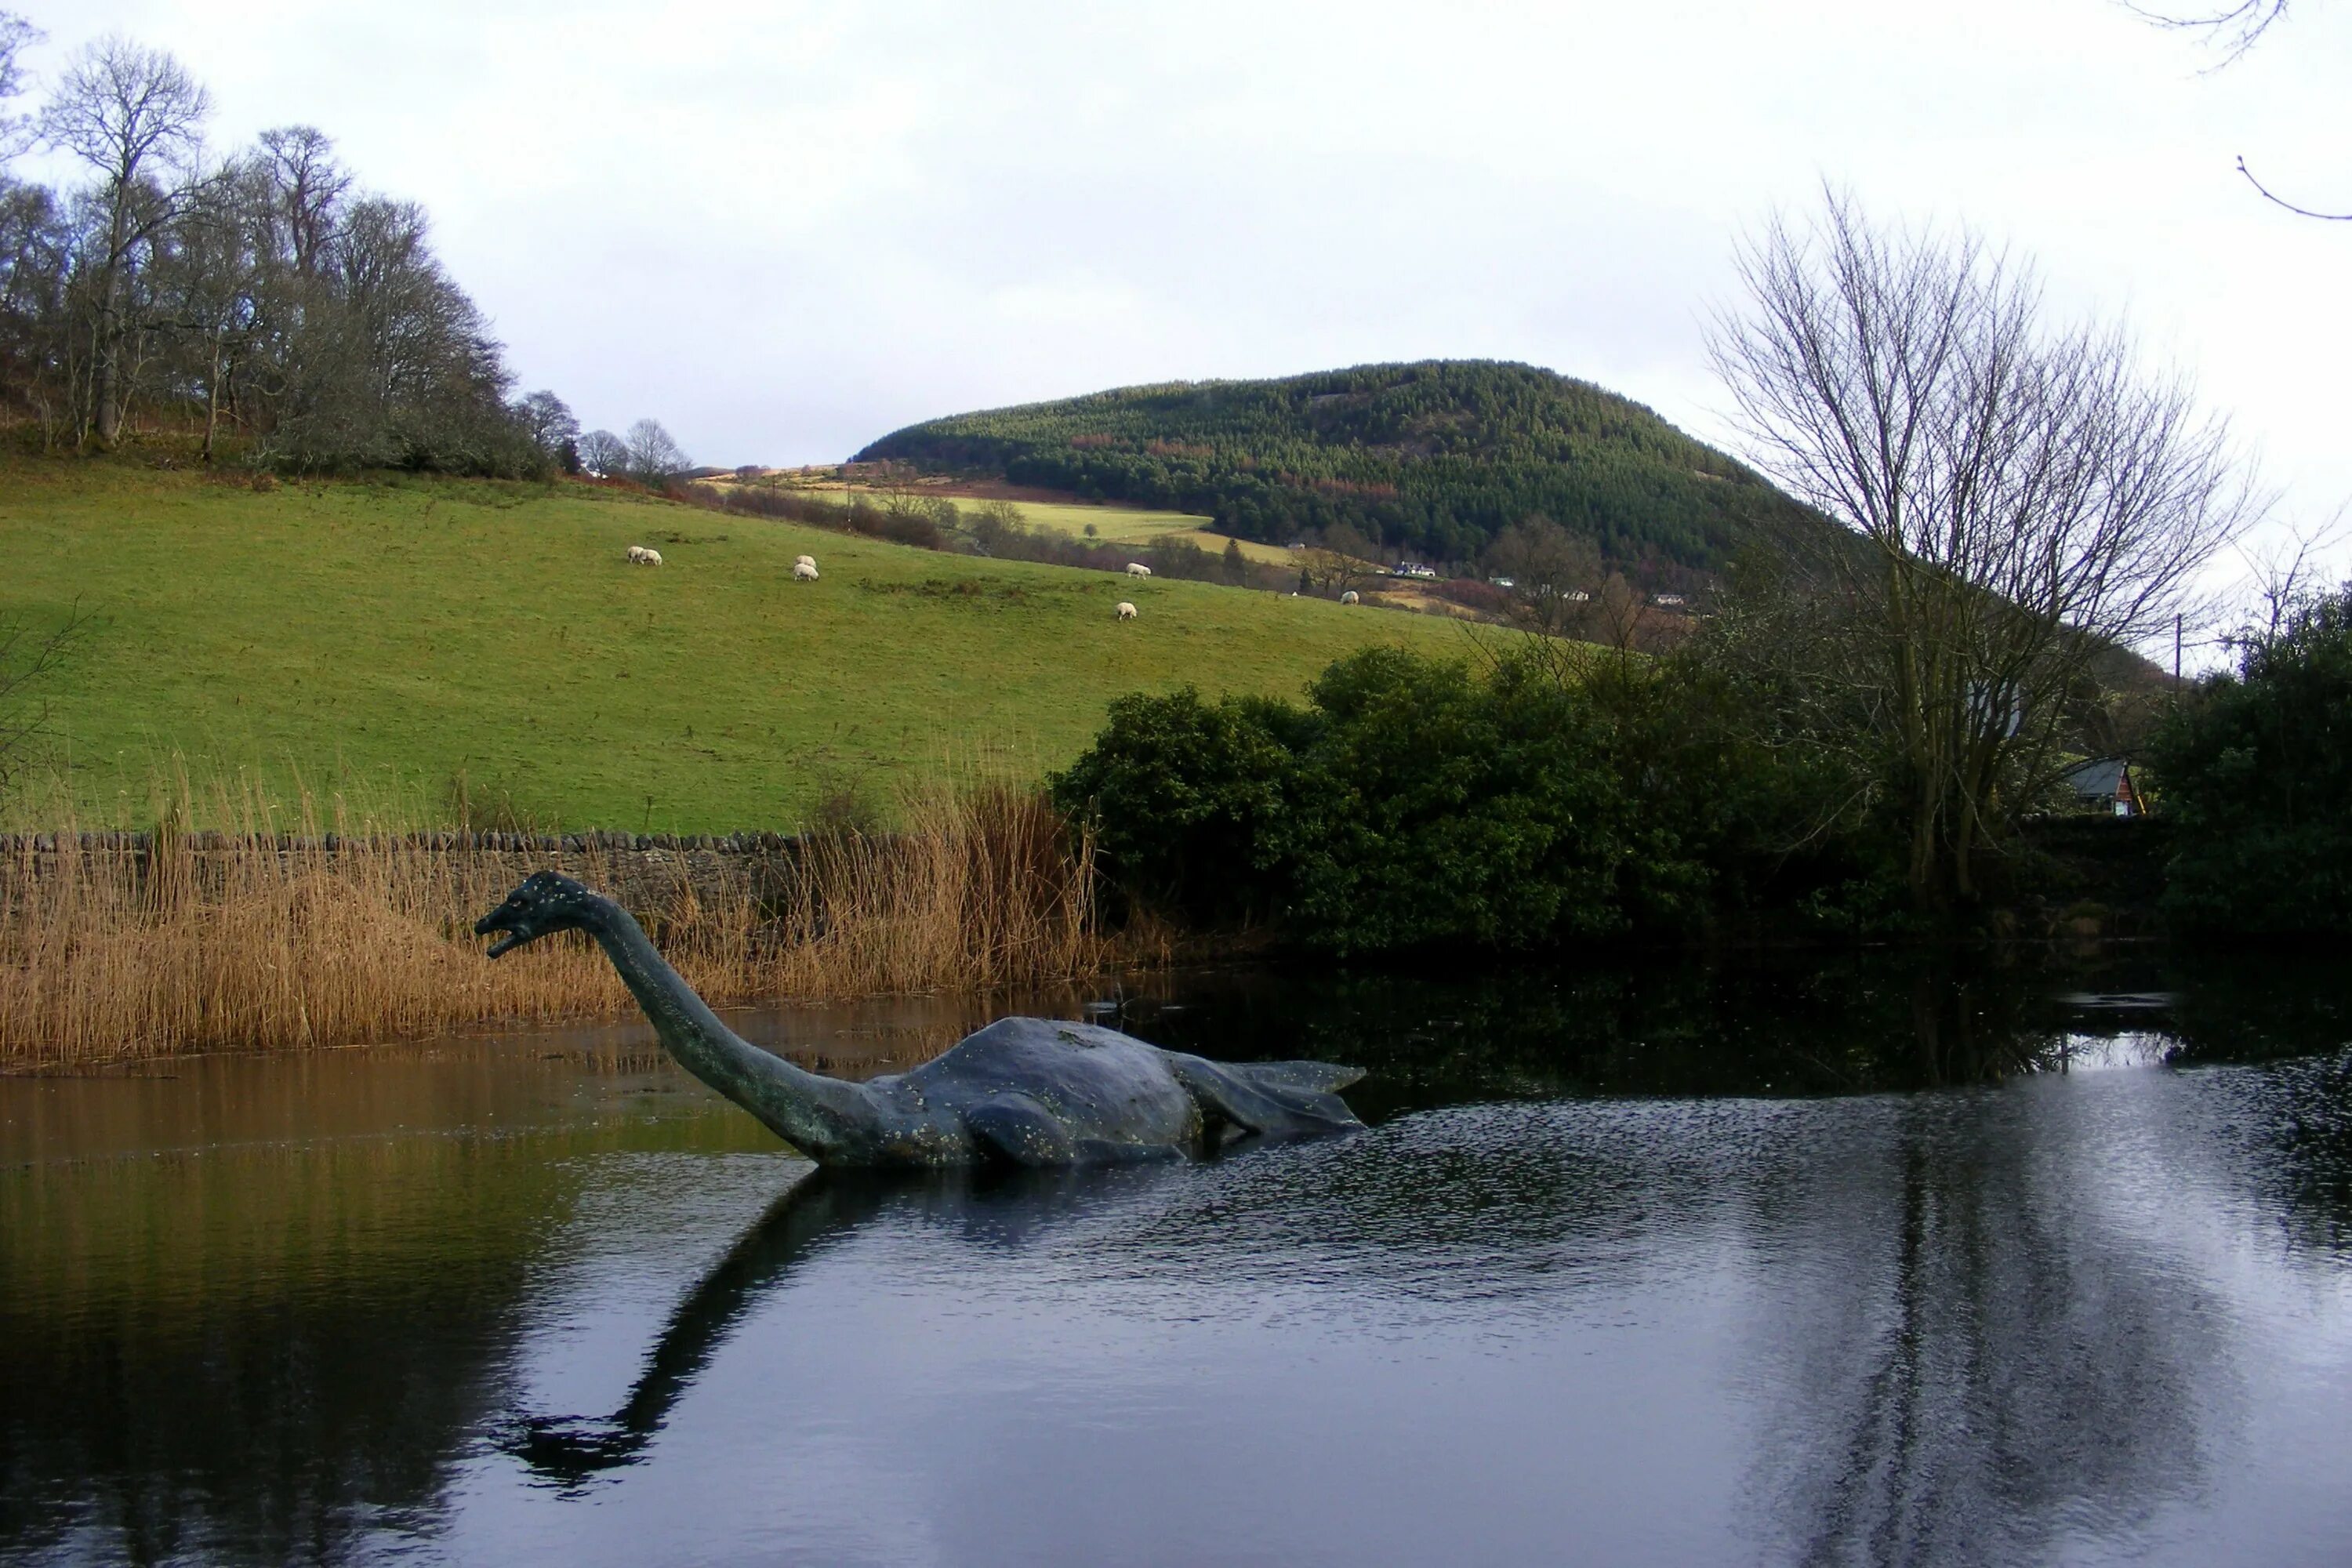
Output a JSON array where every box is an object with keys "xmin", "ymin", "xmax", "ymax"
[{"xmin": 855, "ymin": 360, "xmax": 1825, "ymax": 574}]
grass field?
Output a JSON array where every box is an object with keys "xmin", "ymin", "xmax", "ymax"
[{"xmin": 3, "ymin": 459, "xmax": 1492, "ymax": 832}]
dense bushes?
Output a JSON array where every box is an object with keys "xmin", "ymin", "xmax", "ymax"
[
  {"xmin": 2150, "ymin": 586, "xmax": 2352, "ymax": 939},
  {"xmin": 1051, "ymin": 646, "xmax": 1869, "ymax": 954}
]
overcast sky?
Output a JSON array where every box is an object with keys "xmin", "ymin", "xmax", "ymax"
[{"xmin": 13, "ymin": 0, "xmax": 2350, "ymax": 581}]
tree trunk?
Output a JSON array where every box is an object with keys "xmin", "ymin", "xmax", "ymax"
[{"xmin": 201, "ymin": 329, "xmax": 223, "ymax": 464}]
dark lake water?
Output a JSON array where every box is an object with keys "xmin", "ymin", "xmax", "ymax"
[{"xmin": 5, "ymin": 949, "xmax": 2350, "ymax": 1566}]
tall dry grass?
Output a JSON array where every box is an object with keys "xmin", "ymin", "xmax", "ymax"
[{"xmin": 0, "ymin": 778, "xmax": 1113, "ymax": 1068}]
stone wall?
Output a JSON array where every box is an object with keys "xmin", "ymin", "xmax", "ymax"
[{"xmin": 0, "ymin": 830, "xmax": 814, "ymax": 915}]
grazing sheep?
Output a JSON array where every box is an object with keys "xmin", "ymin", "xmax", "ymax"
[
  {"xmin": 793, "ymin": 560, "xmax": 820, "ymax": 582},
  {"xmin": 794, "ymin": 554, "xmax": 816, "ymax": 568},
  {"xmin": 1339, "ymin": 590, "xmax": 1359, "ymax": 604},
  {"xmin": 1116, "ymin": 601, "xmax": 1138, "ymax": 621},
  {"xmin": 626, "ymin": 545, "xmax": 663, "ymax": 566},
  {"xmin": 1125, "ymin": 563, "xmax": 1152, "ymax": 577}
]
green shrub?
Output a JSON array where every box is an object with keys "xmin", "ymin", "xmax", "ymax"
[
  {"xmin": 1051, "ymin": 646, "xmax": 1845, "ymax": 953},
  {"xmin": 2150, "ymin": 588, "xmax": 2352, "ymax": 939},
  {"xmin": 1047, "ymin": 687, "xmax": 1316, "ymax": 925}
]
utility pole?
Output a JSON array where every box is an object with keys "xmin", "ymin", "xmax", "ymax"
[{"xmin": 2174, "ymin": 613, "xmax": 2183, "ymax": 684}]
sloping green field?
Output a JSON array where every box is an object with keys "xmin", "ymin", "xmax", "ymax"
[{"xmin": 2, "ymin": 460, "xmax": 1490, "ymax": 830}]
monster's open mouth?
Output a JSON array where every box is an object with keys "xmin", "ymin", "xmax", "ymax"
[{"xmin": 474, "ymin": 910, "xmax": 528, "ymax": 959}]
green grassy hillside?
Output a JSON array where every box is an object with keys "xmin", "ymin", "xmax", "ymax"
[
  {"xmin": 2, "ymin": 461, "xmax": 1494, "ymax": 831},
  {"xmin": 853, "ymin": 359, "xmax": 1822, "ymax": 575}
]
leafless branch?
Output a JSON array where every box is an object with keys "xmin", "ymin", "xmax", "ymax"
[
  {"xmin": 2125, "ymin": 2, "xmax": 2292, "ymax": 64},
  {"xmin": 2232, "ymin": 506, "xmax": 2350, "ymax": 641},
  {"xmin": 2234, "ymin": 154, "xmax": 2352, "ymax": 220}
]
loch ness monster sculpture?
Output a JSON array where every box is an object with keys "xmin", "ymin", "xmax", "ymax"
[{"xmin": 476, "ymin": 872, "xmax": 1365, "ymax": 1167}]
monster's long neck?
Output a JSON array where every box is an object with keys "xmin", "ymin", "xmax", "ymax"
[{"xmin": 579, "ymin": 895, "xmax": 877, "ymax": 1162}]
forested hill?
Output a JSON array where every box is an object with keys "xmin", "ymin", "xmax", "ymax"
[{"xmin": 854, "ymin": 361, "xmax": 1817, "ymax": 573}]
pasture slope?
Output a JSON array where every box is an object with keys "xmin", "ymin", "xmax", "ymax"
[{"xmin": 2, "ymin": 459, "xmax": 1492, "ymax": 832}]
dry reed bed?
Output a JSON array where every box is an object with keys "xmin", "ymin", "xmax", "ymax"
[{"xmin": 1, "ymin": 784, "xmax": 1107, "ymax": 1068}]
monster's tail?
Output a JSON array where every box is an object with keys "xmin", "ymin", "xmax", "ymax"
[
  {"xmin": 1231, "ymin": 1059, "xmax": 1367, "ymax": 1095},
  {"xmin": 1169, "ymin": 1054, "xmax": 1367, "ymax": 1139}
]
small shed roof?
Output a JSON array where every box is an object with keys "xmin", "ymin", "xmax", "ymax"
[{"xmin": 2062, "ymin": 757, "xmax": 2130, "ymax": 797}]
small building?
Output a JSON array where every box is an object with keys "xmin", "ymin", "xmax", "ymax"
[
  {"xmin": 2061, "ymin": 757, "xmax": 2144, "ymax": 818},
  {"xmin": 1391, "ymin": 561, "xmax": 1439, "ymax": 579},
  {"xmin": 1653, "ymin": 593, "xmax": 1687, "ymax": 608}
]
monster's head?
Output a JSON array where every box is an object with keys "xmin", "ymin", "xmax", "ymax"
[{"xmin": 475, "ymin": 871, "xmax": 597, "ymax": 959}]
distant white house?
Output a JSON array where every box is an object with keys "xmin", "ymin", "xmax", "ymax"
[
  {"xmin": 1490, "ymin": 575, "xmax": 1517, "ymax": 590},
  {"xmin": 1392, "ymin": 561, "xmax": 1439, "ymax": 579},
  {"xmin": 1653, "ymin": 593, "xmax": 1688, "ymax": 608}
]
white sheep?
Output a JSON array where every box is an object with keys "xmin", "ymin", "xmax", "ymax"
[
  {"xmin": 793, "ymin": 560, "xmax": 820, "ymax": 581},
  {"xmin": 626, "ymin": 545, "xmax": 663, "ymax": 566},
  {"xmin": 1340, "ymin": 590, "xmax": 1359, "ymax": 604},
  {"xmin": 1115, "ymin": 601, "xmax": 1138, "ymax": 621},
  {"xmin": 794, "ymin": 554, "xmax": 816, "ymax": 568},
  {"xmin": 1125, "ymin": 562, "xmax": 1152, "ymax": 577}
]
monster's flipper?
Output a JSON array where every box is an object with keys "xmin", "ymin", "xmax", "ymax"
[
  {"xmin": 965, "ymin": 1094, "xmax": 1080, "ymax": 1167},
  {"xmin": 1165, "ymin": 1053, "xmax": 1366, "ymax": 1142}
]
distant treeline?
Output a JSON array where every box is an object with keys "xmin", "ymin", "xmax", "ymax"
[
  {"xmin": 0, "ymin": 20, "xmax": 575, "ymax": 477},
  {"xmin": 854, "ymin": 360, "xmax": 1824, "ymax": 574},
  {"xmin": 681, "ymin": 481, "xmax": 1330, "ymax": 596}
]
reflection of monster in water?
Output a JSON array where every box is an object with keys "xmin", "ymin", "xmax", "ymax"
[
  {"xmin": 501, "ymin": 1174, "xmax": 885, "ymax": 1485},
  {"xmin": 500, "ymin": 1168, "xmax": 1109, "ymax": 1486}
]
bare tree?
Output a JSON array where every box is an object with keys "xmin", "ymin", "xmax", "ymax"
[
  {"xmin": 622, "ymin": 417, "xmax": 689, "ymax": 485},
  {"xmin": 253, "ymin": 125, "xmax": 350, "ymax": 276},
  {"xmin": 579, "ymin": 428, "xmax": 626, "ymax": 477},
  {"xmin": 1486, "ymin": 515, "xmax": 1600, "ymax": 637},
  {"xmin": 1299, "ymin": 521, "xmax": 1379, "ymax": 597},
  {"xmin": 0, "ymin": 10, "xmax": 41, "ymax": 159},
  {"xmin": 1588, "ymin": 571, "xmax": 1653, "ymax": 654},
  {"xmin": 39, "ymin": 35, "xmax": 211, "ymax": 444},
  {"xmin": 2231, "ymin": 506, "xmax": 2348, "ymax": 644},
  {"xmin": 513, "ymin": 389, "xmax": 579, "ymax": 469},
  {"xmin": 1707, "ymin": 191, "xmax": 2259, "ymax": 909}
]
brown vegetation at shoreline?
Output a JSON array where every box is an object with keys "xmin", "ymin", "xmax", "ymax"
[{"xmin": 0, "ymin": 782, "xmax": 1110, "ymax": 1069}]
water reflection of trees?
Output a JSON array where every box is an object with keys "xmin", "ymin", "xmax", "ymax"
[
  {"xmin": 1741, "ymin": 1097, "xmax": 2226, "ymax": 1567},
  {"xmin": 1121, "ymin": 947, "xmax": 2352, "ymax": 1113},
  {"xmin": 0, "ymin": 1122, "xmax": 713, "ymax": 1566}
]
